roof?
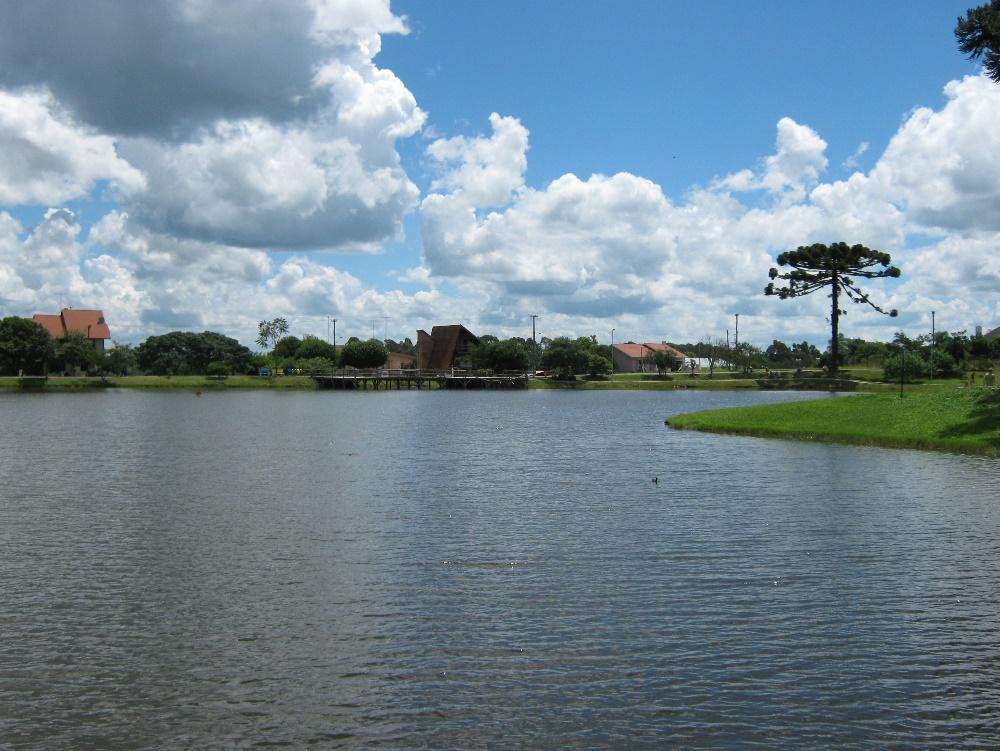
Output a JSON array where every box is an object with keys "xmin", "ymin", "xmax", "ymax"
[
  {"xmin": 613, "ymin": 342, "xmax": 686, "ymax": 360},
  {"xmin": 419, "ymin": 324, "xmax": 479, "ymax": 369},
  {"xmin": 32, "ymin": 314, "xmax": 65, "ymax": 339},
  {"xmin": 30, "ymin": 309, "xmax": 111, "ymax": 340}
]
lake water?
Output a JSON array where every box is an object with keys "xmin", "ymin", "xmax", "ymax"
[{"xmin": 2, "ymin": 389, "xmax": 999, "ymax": 749}]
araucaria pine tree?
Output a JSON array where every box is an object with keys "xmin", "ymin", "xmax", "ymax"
[
  {"xmin": 956, "ymin": 1, "xmax": 1000, "ymax": 83},
  {"xmin": 765, "ymin": 242, "xmax": 900, "ymax": 372}
]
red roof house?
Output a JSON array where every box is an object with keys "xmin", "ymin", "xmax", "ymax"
[
  {"xmin": 612, "ymin": 342, "xmax": 686, "ymax": 373},
  {"xmin": 31, "ymin": 308, "xmax": 112, "ymax": 351}
]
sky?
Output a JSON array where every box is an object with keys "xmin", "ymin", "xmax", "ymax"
[{"xmin": 0, "ymin": 0, "xmax": 997, "ymax": 350}]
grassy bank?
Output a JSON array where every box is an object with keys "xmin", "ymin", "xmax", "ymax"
[
  {"xmin": 667, "ymin": 387, "xmax": 1000, "ymax": 457},
  {"xmin": 530, "ymin": 373, "xmax": 907, "ymax": 392},
  {"xmin": 0, "ymin": 375, "xmax": 319, "ymax": 391}
]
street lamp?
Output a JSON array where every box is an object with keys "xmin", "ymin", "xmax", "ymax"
[{"xmin": 610, "ymin": 328, "xmax": 615, "ymax": 374}]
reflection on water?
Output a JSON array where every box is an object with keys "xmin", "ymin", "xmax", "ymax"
[{"xmin": 1, "ymin": 389, "xmax": 999, "ymax": 749}]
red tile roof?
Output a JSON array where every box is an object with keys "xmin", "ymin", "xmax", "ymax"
[
  {"xmin": 613, "ymin": 342, "xmax": 687, "ymax": 360},
  {"xmin": 32, "ymin": 314, "xmax": 65, "ymax": 339},
  {"xmin": 30, "ymin": 309, "xmax": 111, "ymax": 340}
]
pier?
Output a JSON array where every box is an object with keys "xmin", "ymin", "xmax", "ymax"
[{"xmin": 308, "ymin": 368, "xmax": 529, "ymax": 390}]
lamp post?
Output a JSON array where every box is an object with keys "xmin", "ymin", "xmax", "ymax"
[
  {"xmin": 610, "ymin": 328, "xmax": 615, "ymax": 374},
  {"xmin": 930, "ymin": 311, "xmax": 936, "ymax": 382}
]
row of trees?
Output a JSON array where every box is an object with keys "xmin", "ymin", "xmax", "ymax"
[{"xmin": 0, "ymin": 317, "xmax": 257, "ymax": 377}]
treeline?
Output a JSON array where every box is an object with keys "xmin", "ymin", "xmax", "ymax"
[
  {"xmin": 674, "ymin": 330, "xmax": 1000, "ymax": 379},
  {"xmin": 0, "ymin": 318, "xmax": 258, "ymax": 376}
]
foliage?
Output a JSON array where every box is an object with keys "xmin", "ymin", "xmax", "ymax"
[
  {"xmin": 956, "ymin": 1, "xmax": 1000, "ymax": 83},
  {"xmin": 340, "ymin": 338, "xmax": 388, "ymax": 369},
  {"xmin": 273, "ymin": 335, "xmax": 301, "ymax": 360},
  {"xmin": 649, "ymin": 349, "xmax": 678, "ymax": 374},
  {"xmin": 206, "ymin": 361, "xmax": 231, "ymax": 377},
  {"xmin": 256, "ymin": 317, "xmax": 289, "ymax": 364},
  {"xmin": 540, "ymin": 337, "xmax": 589, "ymax": 378},
  {"xmin": 385, "ymin": 337, "xmax": 416, "ymax": 356},
  {"xmin": 295, "ymin": 356, "xmax": 337, "ymax": 371},
  {"xmin": 104, "ymin": 342, "xmax": 136, "ymax": 375},
  {"xmin": 295, "ymin": 335, "xmax": 338, "ymax": 364},
  {"xmin": 587, "ymin": 352, "xmax": 612, "ymax": 377},
  {"xmin": 0, "ymin": 317, "xmax": 53, "ymax": 375},
  {"xmin": 475, "ymin": 338, "xmax": 530, "ymax": 372},
  {"xmin": 882, "ymin": 352, "xmax": 930, "ymax": 382},
  {"xmin": 53, "ymin": 331, "xmax": 99, "ymax": 374},
  {"xmin": 765, "ymin": 242, "xmax": 900, "ymax": 371},
  {"xmin": 135, "ymin": 331, "xmax": 253, "ymax": 375}
]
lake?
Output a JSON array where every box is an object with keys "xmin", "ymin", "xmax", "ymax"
[{"xmin": 2, "ymin": 389, "xmax": 999, "ymax": 749}]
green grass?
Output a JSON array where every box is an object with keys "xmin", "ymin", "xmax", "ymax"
[
  {"xmin": 668, "ymin": 387, "xmax": 1000, "ymax": 457},
  {"xmin": 0, "ymin": 375, "xmax": 319, "ymax": 391}
]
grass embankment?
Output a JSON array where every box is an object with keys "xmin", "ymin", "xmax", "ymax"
[
  {"xmin": 530, "ymin": 370, "xmax": 905, "ymax": 392},
  {"xmin": 667, "ymin": 387, "xmax": 1000, "ymax": 457},
  {"xmin": 0, "ymin": 375, "xmax": 319, "ymax": 391}
]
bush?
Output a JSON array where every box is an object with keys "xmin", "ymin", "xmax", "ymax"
[
  {"xmin": 296, "ymin": 357, "xmax": 337, "ymax": 371},
  {"xmin": 883, "ymin": 352, "xmax": 929, "ymax": 382},
  {"xmin": 340, "ymin": 339, "xmax": 388, "ymax": 369},
  {"xmin": 206, "ymin": 361, "xmax": 230, "ymax": 377}
]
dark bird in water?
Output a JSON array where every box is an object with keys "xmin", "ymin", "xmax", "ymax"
[{"xmin": 652, "ymin": 477, "xmax": 658, "ymax": 484}]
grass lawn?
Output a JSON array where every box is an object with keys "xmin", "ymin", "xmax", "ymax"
[{"xmin": 667, "ymin": 387, "xmax": 1000, "ymax": 457}]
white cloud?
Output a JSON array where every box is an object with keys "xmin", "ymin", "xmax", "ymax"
[
  {"xmin": 0, "ymin": 89, "xmax": 144, "ymax": 205},
  {"xmin": 427, "ymin": 113, "xmax": 529, "ymax": 208},
  {"xmin": 869, "ymin": 74, "xmax": 1000, "ymax": 232},
  {"xmin": 0, "ymin": 0, "xmax": 424, "ymax": 252}
]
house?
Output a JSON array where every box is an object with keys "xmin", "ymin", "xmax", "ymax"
[
  {"xmin": 386, "ymin": 351, "xmax": 416, "ymax": 369},
  {"xmin": 416, "ymin": 325, "xmax": 479, "ymax": 370},
  {"xmin": 32, "ymin": 308, "xmax": 111, "ymax": 351},
  {"xmin": 612, "ymin": 342, "xmax": 687, "ymax": 373}
]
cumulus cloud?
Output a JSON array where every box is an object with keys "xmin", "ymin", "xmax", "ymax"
[
  {"xmin": 427, "ymin": 113, "xmax": 529, "ymax": 207},
  {"xmin": 869, "ymin": 74, "xmax": 1000, "ymax": 232},
  {"xmin": 0, "ymin": 0, "xmax": 401, "ymax": 137},
  {"xmin": 421, "ymin": 83, "xmax": 1000, "ymax": 344},
  {"xmin": 0, "ymin": 0, "xmax": 424, "ymax": 251},
  {"xmin": 714, "ymin": 117, "xmax": 828, "ymax": 202},
  {"xmin": 0, "ymin": 89, "xmax": 144, "ymax": 204}
]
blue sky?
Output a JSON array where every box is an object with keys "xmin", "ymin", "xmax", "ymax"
[{"xmin": 0, "ymin": 0, "xmax": 996, "ymax": 348}]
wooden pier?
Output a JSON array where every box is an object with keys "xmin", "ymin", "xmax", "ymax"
[{"xmin": 309, "ymin": 368, "xmax": 529, "ymax": 390}]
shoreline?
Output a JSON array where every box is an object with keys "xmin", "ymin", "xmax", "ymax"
[
  {"xmin": 666, "ymin": 388, "xmax": 1000, "ymax": 458},
  {"xmin": 0, "ymin": 372, "xmax": 950, "ymax": 394}
]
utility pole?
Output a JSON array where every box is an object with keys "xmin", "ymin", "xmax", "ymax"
[
  {"xmin": 734, "ymin": 314, "xmax": 739, "ymax": 348},
  {"xmin": 382, "ymin": 316, "xmax": 391, "ymax": 343},
  {"xmin": 530, "ymin": 314, "xmax": 538, "ymax": 344},
  {"xmin": 611, "ymin": 328, "xmax": 615, "ymax": 373},
  {"xmin": 930, "ymin": 311, "xmax": 936, "ymax": 382},
  {"xmin": 332, "ymin": 319, "xmax": 337, "ymax": 347},
  {"xmin": 371, "ymin": 319, "xmax": 376, "ymax": 340}
]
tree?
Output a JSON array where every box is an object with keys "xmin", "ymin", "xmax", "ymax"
[
  {"xmin": 104, "ymin": 342, "xmax": 136, "ymax": 375},
  {"xmin": 0, "ymin": 317, "xmax": 53, "ymax": 375},
  {"xmin": 956, "ymin": 1, "xmax": 1000, "ymax": 83},
  {"xmin": 295, "ymin": 336, "xmax": 338, "ymax": 364},
  {"xmin": 340, "ymin": 338, "xmax": 388, "ymax": 369},
  {"xmin": 54, "ymin": 331, "xmax": 99, "ymax": 374},
  {"xmin": 273, "ymin": 335, "xmax": 301, "ymax": 362},
  {"xmin": 256, "ymin": 317, "xmax": 289, "ymax": 367},
  {"xmin": 475, "ymin": 338, "xmax": 530, "ymax": 372},
  {"xmin": 135, "ymin": 331, "xmax": 253, "ymax": 375},
  {"xmin": 649, "ymin": 349, "xmax": 675, "ymax": 375},
  {"xmin": 541, "ymin": 337, "xmax": 588, "ymax": 379},
  {"xmin": 765, "ymin": 242, "xmax": 900, "ymax": 372}
]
